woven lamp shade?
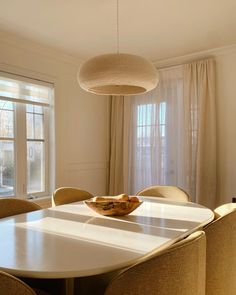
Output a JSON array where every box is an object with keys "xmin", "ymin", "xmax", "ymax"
[{"xmin": 78, "ymin": 53, "xmax": 159, "ymax": 95}]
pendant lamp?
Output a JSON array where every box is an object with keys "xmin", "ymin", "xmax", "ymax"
[{"xmin": 77, "ymin": 0, "xmax": 159, "ymax": 96}]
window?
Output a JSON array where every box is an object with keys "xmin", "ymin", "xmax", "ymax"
[
  {"xmin": 137, "ymin": 102, "xmax": 166, "ymax": 144},
  {"xmin": 128, "ymin": 67, "xmax": 184, "ymax": 194},
  {"xmin": 136, "ymin": 102, "xmax": 167, "ymax": 178},
  {"xmin": 0, "ymin": 73, "xmax": 54, "ymax": 198}
]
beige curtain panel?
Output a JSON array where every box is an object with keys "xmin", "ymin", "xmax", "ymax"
[
  {"xmin": 184, "ymin": 59, "xmax": 217, "ymax": 208},
  {"xmin": 108, "ymin": 96, "xmax": 124, "ymax": 195},
  {"xmin": 108, "ymin": 96, "xmax": 131, "ymax": 195}
]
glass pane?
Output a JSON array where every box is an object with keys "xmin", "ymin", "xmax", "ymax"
[
  {"xmin": 26, "ymin": 113, "xmax": 44, "ymax": 140},
  {"xmin": 0, "ymin": 109, "xmax": 14, "ymax": 138},
  {"xmin": 34, "ymin": 105, "xmax": 43, "ymax": 114},
  {"xmin": 0, "ymin": 100, "xmax": 13, "ymax": 110},
  {"xmin": 137, "ymin": 104, "xmax": 156, "ymax": 126},
  {"xmin": 27, "ymin": 141, "xmax": 45, "ymax": 193},
  {"xmin": 34, "ymin": 114, "xmax": 44, "ymax": 139},
  {"xmin": 0, "ymin": 77, "xmax": 51, "ymax": 105},
  {"xmin": 160, "ymin": 125, "xmax": 166, "ymax": 137},
  {"xmin": 26, "ymin": 104, "xmax": 33, "ymax": 113},
  {"xmin": 0, "ymin": 141, "xmax": 14, "ymax": 196},
  {"xmin": 26, "ymin": 104, "xmax": 43, "ymax": 114},
  {"xmin": 159, "ymin": 102, "xmax": 166, "ymax": 125},
  {"xmin": 137, "ymin": 126, "xmax": 151, "ymax": 147},
  {"xmin": 26, "ymin": 113, "xmax": 34, "ymax": 139}
]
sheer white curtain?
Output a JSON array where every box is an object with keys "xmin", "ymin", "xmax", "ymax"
[
  {"xmin": 108, "ymin": 59, "xmax": 216, "ymax": 207},
  {"xmin": 128, "ymin": 66, "xmax": 186, "ymax": 194}
]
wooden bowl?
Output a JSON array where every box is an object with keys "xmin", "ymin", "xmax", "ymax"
[{"xmin": 84, "ymin": 200, "xmax": 143, "ymax": 216}]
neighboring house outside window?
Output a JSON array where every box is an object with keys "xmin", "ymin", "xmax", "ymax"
[{"xmin": 0, "ymin": 73, "xmax": 54, "ymax": 199}]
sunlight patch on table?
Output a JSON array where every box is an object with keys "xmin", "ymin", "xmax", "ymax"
[{"xmin": 16, "ymin": 217, "xmax": 169, "ymax": 254}]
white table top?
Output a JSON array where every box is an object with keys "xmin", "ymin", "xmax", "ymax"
[{"xmin": 0, "ymin": 197, "xmax": 214, "ymax": 279}]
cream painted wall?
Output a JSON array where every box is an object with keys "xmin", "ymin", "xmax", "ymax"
[
  {"xmin": 0, "ymin": 35, "xmax": 109, "ymax": 196},
  {"xmin": 216, "ymin": 50, "xmax": 236, "ymax": 205}
]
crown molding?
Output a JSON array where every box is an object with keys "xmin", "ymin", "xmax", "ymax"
[
  {"xmin": 0, "ymin": 62, "xmax": 58, "ymax": 85},
  {"xmin": 154, "ymin": 44, "xmax": 236, "ymax": 68},
  {"xmin": 0, "ymin": 29, "xmax": 84, "ymax": 66},
  {"xmin": 2, "ymin": 29, "xmax": 236, "ymax": 69}
]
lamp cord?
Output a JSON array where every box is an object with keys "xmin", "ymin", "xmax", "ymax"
[{"xmin": 116, "ymin": 0, "xmax": 120, "ymax": 54}]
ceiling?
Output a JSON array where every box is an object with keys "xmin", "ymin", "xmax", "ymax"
[{"xmin": 0, "ymin": 0, "xmax": 236, "ymax": 62}]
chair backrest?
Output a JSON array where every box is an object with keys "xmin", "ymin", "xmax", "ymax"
[
  {"xmin": 105, "ymin": 231, "xmax": 206, "ymax": 295},
  {"xmin": 0, "ymin": 198, "xmax": 41, "ymax": 219},
  {"xmin": 52, "ymin": 187, "xmax": 94, "ymax": 206},
  {"xmin": 204, "ymin": 206, "xmax": 236, "ymax": 295},
  {"xmin": 214, "ymin": 202, "xmax": 236, "ymax": 218},
  {"xmin": 136, "ymin": 185, "xmax": 191, "ymax": 202},
  {"xmin": 0, "ymin": 270, "xmax": 36, "ymax": 295}
]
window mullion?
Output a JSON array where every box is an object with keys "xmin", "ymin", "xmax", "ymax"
[
  {"xmin": 44, "ymin": 107, "xmax": 49, "ymax": 196},
  {"xmin": 15, "ymin": 103, "xmax": 27, "ymax": 199}
]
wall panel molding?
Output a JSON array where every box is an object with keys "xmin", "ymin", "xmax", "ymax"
[
  {"xmin": 65, "ymin": 161, "xmax": 109, "ymax": 195},
  {"xmin": 67, "ymin": 161, "xmax": 109, "ymax": 171}
]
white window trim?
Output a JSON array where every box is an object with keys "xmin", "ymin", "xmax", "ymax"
[
  {"xmin": 0, "ymin": 69, "xmax": 55, "ymax": 199},
  {"xmin": 11, "ymin": 99, "xmax": 50, "ymax": 199},
  {"xmin": 14, "ymin": 102, "xmax": 27, "ymax": 198},
  {"xmin": 26, "ymin": 106, "xmax": 50, "ymax": 199}
]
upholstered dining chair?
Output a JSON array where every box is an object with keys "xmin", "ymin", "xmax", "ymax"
[
  {"xmin": 213, "ymin": 202, "xmax": 236, "ymax": 218},
  {"xmin": 0, "ymin": 270, "xmax": 36, "ymax": 295},
  {"xmin": 0, "ymin": 198, "xmax": 41, "ymax": 219},
  {"xmin": 136, "ymin": 185, "xmax": 191, "ymax": 202},
  {"xmin": 52, "ymin": 187, "xmax": 94, "ymax": 206},
  {"xmin": 204, "ymin": 205, "xmax": 236, "ymax": 295},
  {"xmin": 0, "ymin": 271, "xmax": 50, "ymax": 295},
  {"xmin": 104, "ymin": 231, "xmax": 206, "ymax": 295}
]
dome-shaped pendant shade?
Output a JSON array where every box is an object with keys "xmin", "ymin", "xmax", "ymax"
[{"xmin": 78, "ymin": 53, "xmax": 159, "ymax": 95}]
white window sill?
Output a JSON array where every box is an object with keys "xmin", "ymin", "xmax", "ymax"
[{"xmin": 29, "ymin": 196, "xmax": 52, "ymax": 208}]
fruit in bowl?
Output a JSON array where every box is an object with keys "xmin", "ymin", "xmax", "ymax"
[{"xmin": 85, "ymin": 194, "xmax": 142, "ymax": 216}]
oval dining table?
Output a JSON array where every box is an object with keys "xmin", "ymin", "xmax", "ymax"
[{"xmin": 0, "ymin": 196, "xmax": 214, "ymax": 295}]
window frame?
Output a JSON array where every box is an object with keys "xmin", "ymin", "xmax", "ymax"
[
  {"xmin": 0, "ymin": 101, "xmax": 15, "ymax": 197},
  {"xmin": 0, "ymin": 72, "xmax": 53, "ymax": 199}
]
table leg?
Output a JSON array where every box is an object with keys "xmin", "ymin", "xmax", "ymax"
[{"xmin": 65, "ymin": 278, "xmax": 74, "ymax": 295}]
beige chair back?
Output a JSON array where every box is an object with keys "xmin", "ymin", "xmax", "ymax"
[
  {"xmin": 105, "ymin": 231, "xmax": 206, "ymax": 295},
  {"xmin": 204, "ymin": 206, "xmax": 236, "ymax": 295},
  {"xmin": 52, "ymin": 187, "xmax": 94, "ymax": 206},
  {"xmin": 136, "ymin": 185, "xmax": 191, "ymax": 202},
  {"xmin": 0, "ymin": 198, "xmax": 41, "ymax": 219},
  {"xmin": 214, "ymin": 202, "xmax": 236, "ymax": 218},
  {"xmin": 0, "ymin": 270, "xmax": 36, "ymax": 295}
]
